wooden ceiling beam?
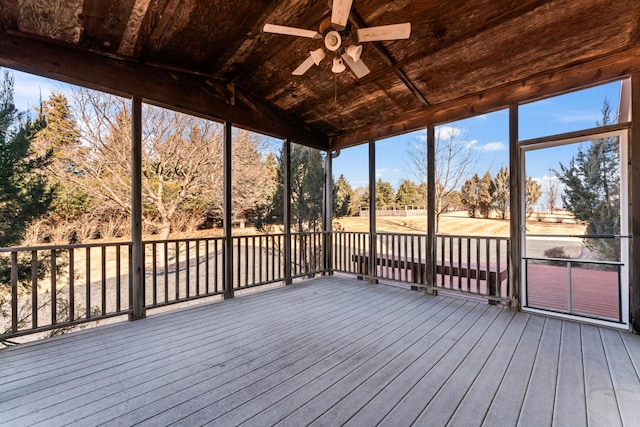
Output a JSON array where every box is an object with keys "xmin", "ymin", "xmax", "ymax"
[
  {"xmin": 290, "ymin": 0, "xmax": 553, "ymax": 114},
  {"xmin": 332, "ymin": 45, "xmax": 640, "ymax": 149},
  {"xmin": 117, "ymin": 0, "xmax": 152, "ymax": 57},
  {"xmin": 0, "ymin": 31, "xmax": 328, "ymax": 149},
  {"xmin": 348, "ymin": 9, "xmax": 429, "ymax": 107}
]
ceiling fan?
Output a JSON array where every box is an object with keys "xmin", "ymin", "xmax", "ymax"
[{"xmin": 263, "ymin": 0, "xmax": 411, "ymax": 79}]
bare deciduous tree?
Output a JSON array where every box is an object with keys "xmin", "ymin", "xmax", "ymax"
[
  {"xmin": 64, "ymin": 88, "xmax": 268, "ymax": 240},
  {"xmin": 409, "ymin": 127, "xmax": 478, "ymax": 232}
]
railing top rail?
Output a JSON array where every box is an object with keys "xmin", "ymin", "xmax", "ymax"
[
  {"xmin": 523, "ymin": 256, "xmax": 623, "ymax": 266},
  {"xmin": 526, "ymin": 233, "xmax": 631, "ymax": 239},
  {"xmin": 0, "ymin": 241, "xmax": 133, "ymax": 253},
  {"xmin": 436, "ymin": 234, "xmax": 510, "ymax": 241},
  {"xmin": 143, "ymin": 236, "xmax": 225, "ymax": 244}
]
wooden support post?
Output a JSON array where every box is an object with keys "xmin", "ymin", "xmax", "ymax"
[
  {"xmin": 508, "ymin": 104, "xmax": 521, "ymax": 310},
  {"xmin": 284, "ymin": 139, "xmax": 292, "ymax": 285},
  {"xmin": 323, "ymin": 150, "xmax": 334, "ymax": 275},
  {"xmin": 130, "ymin": 96, "xmax": 145, "ymax": 320},
  {"xmin": 368, "ymin": 141, "xmax": 377, "ymax": 284},
  {"xmin": 425, "ymin": 125, "xmax": 437, "ymax": 295},
  {"xmin": 223, "ymin": 122, "xmax": 234, "ymax": 299},
  {"xmin": 630, "ymin": 73, "xmax": 640, "ymax": 333}
]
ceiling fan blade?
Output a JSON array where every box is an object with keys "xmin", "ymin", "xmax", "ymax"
[
  {"xmin": 292, "ymin": 55, "xmax": 316, "ymax": 76},
  {"xmin": 263, "ymin": 23, "xmax": 322, "ymax": 39},
  {"xmin": 341, "ymin": 52, "xmax": 370, "ymax": 79},
  {"xmin": 354, "ymin": 23, "xmax": 411, "ymax": 42},
  {"xmin": 331, "ymin": 0, "xmax": 353, "ymax": 30}
]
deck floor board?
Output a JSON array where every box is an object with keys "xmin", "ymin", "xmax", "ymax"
[{"xmin": 1, "ymin": 275, "xmax": 639, "ymax": 427}]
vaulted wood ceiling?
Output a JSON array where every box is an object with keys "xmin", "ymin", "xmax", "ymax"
[{"xmin": 0, "ymin": 0, "xmax": 639, "ymax": 151}]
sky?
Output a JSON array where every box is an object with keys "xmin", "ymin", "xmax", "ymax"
[
  {"xmin": 6, "ymin": 67, "xmax": 624, "ymax": 206},
  {"xmin": 334, "ymin": 81, "xmax": 623, "ymax": 191}
]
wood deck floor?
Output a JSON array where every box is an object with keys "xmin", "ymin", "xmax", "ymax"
[{"xmin": 1, "ymin": 276, "xmax": 640, "ymax": 426}]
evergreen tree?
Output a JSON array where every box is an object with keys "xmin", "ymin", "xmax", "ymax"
[
  {"xmin": 460, "ymin": 174, "xmax": 480, "ymax": 218},
  {"xmin": 493, "ymin": 166, "xmax": 510, "ymax": 220},
  {"xmin": 333, "ymin": 174, "xmax": 354, "ymax": 217},
  {"xmin": 556, "ymin": 99, "xmax": 620, "ymax": 260},
  {"xmin": 478, "ymin": 171, "xmax": 495, "ymax": 218},
  {"xmin": 362, "ymin": 179, "xmax": 396, "ymax": 209},
  {"xmin": 268, "ymin": 143, "xmax": 324, "ymax": 232},
  {"xmin": 0, "ymin": 71, "xmax": 54, "ymax": 319},
  {"xmin": 375, "ymin": 179, "xmax": 395, "ymax": 208},
  {"xmin": 396, "ymin": 179, "xmax": 424, "ymax": 208},
  {"xmin": 0, "ymin": 71, "xmax": 53, "ymax": 247}
]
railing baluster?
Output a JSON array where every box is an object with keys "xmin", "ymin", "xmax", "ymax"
[
  {"xmin": 69, "ymin": 249, "xmax": 75, "ymax": 322},
  {"xmin": 205, "ymin": 239, "xmax": 210, "ymax": 294},
  {"xmin": 441, "ymin": 236, "xmax": 446, "ymax": 287},
  {"xmin": 86, "ymin": 247, "xmax": 91, "ymax": 319},
  {"xmin": 195, "ymin": 240, "xmax": 200, "ymax": 296},
  {"xmin": 496, "ymin": 239, "xmax": 502, "ymax": 298},
  {"xmin": 151, "ymin": 243, "xmax": 157, "ymax": 306},
  {"xmin": 116, "ymin": 245, "xmax": 122, "ymax": 312},
  {"xmin": 214, "ymin": 239, "xmax": 219, "ymax": 294},
  {"xmin": 476, "ymin": 237, "xmax": 481, "ymax": 294},
  {"xmin": 457, "ymin": 237, "xmax": 462, "ymax": 290},
  {"xmin": 31, "ymin": 250, "xmax": 38, "ymax": 329},
  {"xmin": 101, "ymin": 246, "xmax": 107, "ymax": 315},
  {"xmin": 163, "ymin": 242, "xmax": 169, "ymax": 303},
  {"xmin": 486, "ymin": 237, "xmax": 492, "ymax": 300},
  {"xmin": 175, "ymin": 241, "xmax": 180, "ymax": 301},
  {"xmin": 185, "ymin": 240, "xmax": 190, "ymax": 299},
  {"xmin": 11, "ymin": 251, "xmax": 18, "ymax": 333},
  {"xmin": 51, "ymin": 249, "xmax": 57, "ymax": 325},
  {"xmin": 466, "ymin": 238, "xmax": 471, "ymax": 292}
]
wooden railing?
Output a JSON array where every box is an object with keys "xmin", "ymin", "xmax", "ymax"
[
  {"xmin": 2, "ymin": 231, "xmax": 508, "ymax": 342},
  {"xmin": 1, "ymin": 232, "xmax": 329, "ymax": 342},
  {"xmin": 0, "ymin": 242, "xmax": 133, "ymax": 341},
  {"xmin": 333, "ymin": 231, "xmax": 509, "ymax": 303}
]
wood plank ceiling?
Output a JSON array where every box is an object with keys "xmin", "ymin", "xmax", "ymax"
[{"xmin": 0, "ymin": 0, "xmax": 639, "ymax": 150}]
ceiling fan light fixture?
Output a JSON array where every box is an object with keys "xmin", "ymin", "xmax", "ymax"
[
  {"xmin": 310, "ymin": 48, "xmax": 326, "ymax": 66},
  {"xmin": 345, "ymin": 44, "xmax": 363, "ymax": 62},
  {"xmin": 325, "ymin": 30, "xmax": 342, "ymax": 51},
  {"xmin": 332, "ymin": 57, "xmax": 346, "ymax": 74}
]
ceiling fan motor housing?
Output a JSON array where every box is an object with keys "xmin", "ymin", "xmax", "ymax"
[{"xmin": 325, "ymin": 30, "xmax": 342, "ymax": 51}]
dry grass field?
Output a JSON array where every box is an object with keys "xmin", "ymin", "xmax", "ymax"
[{"xmin": 335, "ymin": 211, "xmax": 586, "ymax": 237}]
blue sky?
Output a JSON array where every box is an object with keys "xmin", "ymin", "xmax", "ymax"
[
  {"xmin": 334, "ymin": 81, "xmax": 623, "ymax": 190},
  {"xmin": 7, "ymin": 68, "xmax": 623, "ymax": 197}
]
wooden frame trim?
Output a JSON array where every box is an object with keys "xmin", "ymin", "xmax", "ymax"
[
  {"xmin": 630, "ymin": 72, "xmax": 640, "ymax": 333},
  {"xmin": 130, "ymin": 96, "xmax": 146, "ymax": 320},
  {"xmin": 331, "ymin": 46, "xmax": 640, "ymax": 149},
  {"xmin": 508, "ymin": 104, "xmax": 521, "ymax": 310},
  {"xmin": 223, "ymin": 122, "xmax": 234, "ymax": 299},
  {"xmin": 0, "ymin": 31, "xmax": 328, "ymax": 150}
]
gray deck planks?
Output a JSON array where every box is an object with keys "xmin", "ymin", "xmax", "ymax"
[
  {"xmin": 0, "ymin": 275, "xmax": 638, "ymax": 427},
  {"xmin": 376, "ymin": 306, "xmax": 505, "ymax": 426},
  {"xmin": 143, "ymin": 291, "xmax": 440, "ymax": 426},
  {"xmin": 410, "ymin": 309, "xmax": 517, "ymax": 427},
  {"xmin": 581, "ymin": 324, "xmax": 623, "ymax": 427},
  {"xmin": 3, "ymin": 279, "xmax": 383, "ymax": 424},
  {"xmin": 481, "ymin": 314, "xmax": 545, "ymax": 427},
  {"xmin": 517, "ymin": 317, "xmax": 562, "ymax": 426},
  {"xmin": 342, "ymin": 304, "xmax": 491, "ymax": 427},
  {"xmin": 30, "ymin": 281, "xmax": 416, "ymax": 426},
  {"xmin": 446, "ymin": 312, "xmax": 530, "ymax": 427},
  {"xmin": 307, "ymin": 300, "xmax": 479, "ymax": 427},
  {"xmin": 552, "ymin": 320, "xmax": 587, "ymax": 427},
  {"xmin": 600, "ymin": 328, "xmax": 640, "ymax": 426},
  {"xmin": 203, "ymin": 297, "xmax": 455, "ymax": 427},
  {"xmin": 247, "ymin": 298, "xmax": 467, "ymax": 427}
]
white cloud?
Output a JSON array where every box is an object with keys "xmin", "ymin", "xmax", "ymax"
[{"xmin": 477, "ymin": 142, "xmax": 507, "ymax": 152}]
